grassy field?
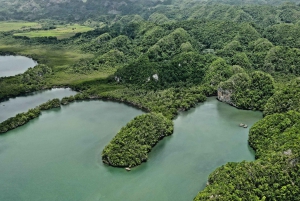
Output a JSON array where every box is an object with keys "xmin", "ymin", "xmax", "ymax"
[
  {"xmin": 13, "ymin": 24, "xmax": 94, "ymax": 39},
  {"xmin": 0, "ymin": 29, "xmax": 119, "ymax": 93},
  {"xmin": 0, "ymin": 43, "xmax": 116, "ymax": 87},
  {"xmin": 0, "ymin": 21, "xmax": 41, "ymax": 32}
]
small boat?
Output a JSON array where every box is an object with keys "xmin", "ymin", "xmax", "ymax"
[
  {"xmin": 239, "ymin": 123, "xmax": 244, "ymax": 127},
  {"xmin": 243, "ymin": 125, "xmax": 248, "ymax": 128},
  {"xmin": 125, "ymin": 167, "xmax": 131, "ymax": 171}
]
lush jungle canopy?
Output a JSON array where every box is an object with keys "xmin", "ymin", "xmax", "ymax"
[
  {"xmin": 102, "ymin": 113, "xmax": 173, "ymax": 167},
  {"xmin": 0, "ymin": 0, "xmax": 300, "ymax": 199}
]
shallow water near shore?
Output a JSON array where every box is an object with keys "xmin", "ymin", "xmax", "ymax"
[
  {"xmin": 0, "ymin": 55, "xmax": 37, "ymax": 77},
  {"xmin": 0, "ymin": 97, "xmax": 262, "ymax": 201}
]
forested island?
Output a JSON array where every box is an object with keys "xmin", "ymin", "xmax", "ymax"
[
  {"xmin": 0, "ymin": 0, "xmax": 300, "ymax": 200},
  {"xmin": 102, "ymin": 113, "xmax": 173, "ymax": 167}
]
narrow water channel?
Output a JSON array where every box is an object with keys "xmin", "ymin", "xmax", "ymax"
[
  {"xmin": 0, "ymin": 88, "xmax": 77, "ymax": 122},
  {"xmin": 0, "ymin": 97, "xmax": 262, "ymax": 201}
]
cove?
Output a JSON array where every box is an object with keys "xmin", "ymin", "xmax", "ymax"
[
  {"xmin": 0, "ymin": 88, "xmax": 77, "ymax": 123},
  {"xmin": 0, "ymin": 97, "xmax": 262, "ymax": 201},
  {"xmin": 0, "ymin": 55, "xmax": 37, "ymax": 77}
]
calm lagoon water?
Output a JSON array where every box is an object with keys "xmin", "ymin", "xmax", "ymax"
[
  {"xmin": 0, "ymin": 55, "xmax": 37, "ymax": 77},
  {"xmin": 0, "ymin": 88, "xmax": 77, "ymax": 122},
  {"xmin": 0, "ymin": 97, "xmax": 262, "ymax": 201}
]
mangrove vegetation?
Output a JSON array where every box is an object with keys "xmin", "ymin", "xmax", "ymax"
[
  {"xmin": 102, "ymin": 113, "xmax": 173, "ymax": 167},
  {"xmin": 0, "ymin": 0, "xmax": 300, "ymax": 199}
]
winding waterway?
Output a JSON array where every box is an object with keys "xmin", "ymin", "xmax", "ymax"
[
  {"xmin": 0, "ymin": 97, "xmax": 262, "ymax": 201},
  {"xmin": 0, "ymin": 88, "xmax": 77, "ymax": 122},
  {"xmin": 0, "ymin": 55, "xmax": 37, "ymax": 77}
]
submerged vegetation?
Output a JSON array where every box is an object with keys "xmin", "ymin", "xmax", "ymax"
[
  {"xmin": 0, "ymin": 0, "xmax": 300, "ymax": 199},
  {"xmin": 102, "ymin": 113, "xmax": 173, "ymax": 167}
]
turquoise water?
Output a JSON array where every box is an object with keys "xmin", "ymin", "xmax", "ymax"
[
  {"xmin": 0, "ymin": 88, "xmax": 77, "ymax": 122},
  {"xmin": 0, "ymin": 97, "xmax": 262, "ymax": 201},
  {"xmin": 0, "ymin": 55, "xmax": 37, "ymax": 77}
]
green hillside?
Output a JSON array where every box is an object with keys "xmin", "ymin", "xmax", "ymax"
[{"xmin": 0, "ymin": 0, "xmax": 300, "ymax": 200}]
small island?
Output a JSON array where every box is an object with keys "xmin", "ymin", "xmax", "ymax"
[{"xmin": 102, "ymin": 113, "xmax": 173, "ymax": 167}]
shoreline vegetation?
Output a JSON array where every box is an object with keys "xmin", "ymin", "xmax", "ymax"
[
  {"xmin": 102, "ymin": 113, "xmax": 173, "ymax": 167},
  {"xmin": 1, "ymin": 0, "xmax": 300, "ymax": 198},
  {"xmin": 0, "ymin": 98, "xmax": 60, "ymax": 133},
  {"xmin": 195, "ymin": 110, "xmax": 300, "ymax": 200},
  {"xmin": 0, "ymin": 86, "xmax": 210, "ymax": 167},
  {"xmin": 0, "ymin": 94, "xmax": 89, "ymax": 134}
]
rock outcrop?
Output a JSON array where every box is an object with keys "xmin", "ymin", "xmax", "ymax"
[{"xmin": 217, "ymin": 87, "xmax": 236, "ymax": 107}]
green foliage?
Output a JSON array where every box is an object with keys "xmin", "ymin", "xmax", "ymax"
[
  {"xmin": 148, "ymin": 13, "xmax": 172, "ymax": 24},
  {"xmin": 21, "ymin": 64, "xmax": 52, "ymax": 85},
  {"xmin": 1, "ymin": 1, "xmax": 300, "ymax": 199},
  {"xmin": 264, "ymin": 24, "xmax": 300, "ymax": 48},
  {"xmin": 264, "ymin": 46, "xmax": 300, "ymax": 74},
  {"xmin": 219, "ymin": 71, "xmax": 275, "ymax": 110},
  {"xmin": 186, "ymin": 21, "xmax": 241, "ymax": 50},
  {"xmin": 13, "ymin": 24, "xmax": 94, "ymax": 40},
  {"xmin": 115, "ymin": 51, "xmax": 216, "ymax": 89},
  {"xmin": 248, "ymin": 38, "xmax": 274, "ymax": 70},
  {"xmin": 264, "ymin": 79, "xmax": 300, "ymax": 116},
  {"xmin": 0, "ymin": 64, "xmax": 52, "ymax": 101},
  {"xmin": 0, "ymin": 94, "xmax": 92, "ymax": 133},
  {"xmin": 0, "ymin": 21, "xmax": 40, "ymax": 32},
  {"xmin": 39, "ymin": 98, "xmax": 61, "ymax": 110},
  {"xmin": 249, "ymin": 110, "xmax": 300, "ymax": 158},
  {"xmin": 138, "ymin": 25, "xmax": 168, "ymax": 52},
  {"xmin": 219, "ymin": 40, "xmax": 243, "ymax": 57},
  {"xmin": 97, "ymin": 85, "xmax": 210, "ymax": 119},
  {"xmin": 204, "ymin": 58, "xmax": 233, "ymax": 86},
  {"xmin": 71, "ymin": 50, "xmax": 126, "ymax": 74},
  {"xmin": 234, "ymin": 23, "xmax": 260, "ymax": 46},
  {"xmin": 195, "ymin": 111, "xmax": 300, "ymax": 200},
  {"xmin": 278, "ymin": 3, "xmax": 300, "ymax": 23},
  {"xmin": 232, "ymin": 52, "xmax": 251, "ymax": 68},
  {"xmin": 0, "ymin": 108, "xmax": 40, "ymax": 133},
  {"xmin": 61, "ymin": 96, "xmax": 75, "ymax": 105},
  {"xmin": 147, "ymin": 28, "xmax": 192, "ymax": 61},
  {"xmin": 82, "ymin": 34, "xmax": 136, "ymax": 58},
  {"xmin": 102, "ymin": 113, "xmax": 173, "ymax": 167},
  {"xmin": 0, "ymin": 98, "xmax": 63, "ymax": 133}
]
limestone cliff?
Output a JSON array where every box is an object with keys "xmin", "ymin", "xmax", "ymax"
[{"xmin": 217, "ymin": 88, "xmax": 236, "ymax": 107}]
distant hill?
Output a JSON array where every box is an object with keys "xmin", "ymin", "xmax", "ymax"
[{"xmin": 0, "ymin": 0, "xmax": 299, "ymax": 21}]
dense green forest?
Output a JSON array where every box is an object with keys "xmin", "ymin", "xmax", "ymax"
[
  {"xmin": 1, "ymin": 0, "xmax": 300, "ymax": 21},
  {"xmin": 102, "ymin": 113, "xmax": 173, "ymax": 167},
  {"xmin": 195, "ymin": 111, "xmax": 300, "ymax": 200},
  {"xmin": 1, "ymin": 0, "xmax": 300, "ymax": 200}
]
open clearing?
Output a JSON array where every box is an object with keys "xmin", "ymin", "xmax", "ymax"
[
  {"xmin": 13, "ymin": 24, "xmax": 94, "ymax": 39},
  {"xmin": 0, "ymin": 21, "xmax": 41, "ymax": 32}
]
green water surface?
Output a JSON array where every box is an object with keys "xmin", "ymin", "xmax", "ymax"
[
  {"xmin": 0, "ymin": 97, "xmax": 262, "ymax": 201},
  {"xmin": 0, "ymin": 88, "xmax": 77, "ymax": 122}
]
